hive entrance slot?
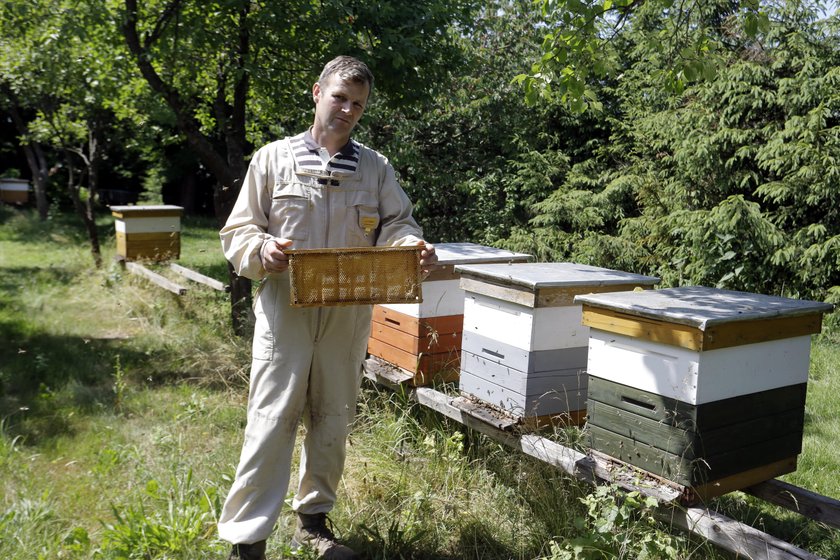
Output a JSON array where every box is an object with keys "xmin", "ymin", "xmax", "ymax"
[
  {"xmin": 482, "ymin": 348, "xmax": 505, "ymax": 360},
  {"xmin": 621, "ymin": 396, "xmax": 657, "ymax": 412}
]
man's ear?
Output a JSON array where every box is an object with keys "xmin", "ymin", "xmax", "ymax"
[{"xmin": 312, "ymin": 82, "xmax": 321, "ymax": 104}]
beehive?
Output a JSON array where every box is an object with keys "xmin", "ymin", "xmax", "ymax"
[
  {"xmin": 455, "ymin": 263, "xmax": 659, "ymax": 425},
  {"xmin": 0, "ymin": 178, "xmax": 30, "ymax": 204},
  {"xmin": 576, "ymin": 285, "xmax": 833, "ymax": 497},
  {"xmin": 111, "ymin": 205, "xmax": 183, "ymax": 261},
  {"xmin": 367, "ymin": 243, "xmax": 530, "ymax": 385}
]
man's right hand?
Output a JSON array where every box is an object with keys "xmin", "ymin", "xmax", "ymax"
[{"xmin": 262, "ymin": 238, "xmax": 293, "ymax": 273}]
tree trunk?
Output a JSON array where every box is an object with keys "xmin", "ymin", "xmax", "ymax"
[
  {"xmin": 64, "ymin": 150, "xmax": 102, "ymax": 268},
  {"xmin": 7, "ymin": 103, "xmax": 50, "ymax": 220},
  {"xmin": 22, "ymin": 141, "xmax": 49, "ymax": 220},
  {"xmin": 123, "ymin": 0, "xmax": 253, "ymax": 334},
  {"xmin": 214, "ymin": 186, "xmax": 252, "ymax": 334}
]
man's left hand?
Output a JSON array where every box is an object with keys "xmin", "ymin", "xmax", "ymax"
[{"xmin": 420, "ymin": 242, "xmax": 438, "ymax": 275}]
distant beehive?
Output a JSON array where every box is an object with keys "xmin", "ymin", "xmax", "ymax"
[
  {"xmin": 577, "ymin": 286, "xmax": 833, "ymax": 500},
  {"xmin": 0, "ymin": 178, "xmax": 30, "ymax": 204},
  {"xmin": 111, "ymin": 205, "xmax": 183, "ymax": 261},
  {"xmin": 455, "ymin": 262, "xmax": 659, "ymax": 427},
  {"xmin": 367, "ymin": 243, "xmax": 530, "ymax": 386}
]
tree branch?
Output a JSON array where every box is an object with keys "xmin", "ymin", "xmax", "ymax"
[
  {"xmin": 143, "ymin": 0, "xmax": 182, "ymax": 50},
  {"xmin": 122, "ymin": 0, "xmax": 235, "ymax": 187}
]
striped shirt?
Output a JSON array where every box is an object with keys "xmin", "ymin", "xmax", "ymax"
[{"xmin": 289, "ymin": 130, "xmax": 360, "ymax": 186}]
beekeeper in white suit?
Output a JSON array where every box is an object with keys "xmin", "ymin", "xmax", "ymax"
[{"xmin": 218, "ymin": 55, "xmax": 437, "ymax": 560}]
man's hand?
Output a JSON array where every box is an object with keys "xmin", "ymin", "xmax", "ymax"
[
  {"xmin": 262, "ymin": 238, "xmax": 293, "ymax": 273},
  {"xmin": 420, "ymin": 242, "xmax": 438, "ymax": 275}
]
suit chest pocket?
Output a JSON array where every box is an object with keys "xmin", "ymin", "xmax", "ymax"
[
  {"xmin": 346, "ymin": 190, "xmax": 379, "ymax": 246},
  {"xmin": 271, "ymin": 182, "xmax": 310, "ymax": 240}
]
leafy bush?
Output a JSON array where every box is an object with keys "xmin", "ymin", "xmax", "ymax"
[{"xmin": 539, "ymin": 485, "xmax": 682, "ymax": 560}]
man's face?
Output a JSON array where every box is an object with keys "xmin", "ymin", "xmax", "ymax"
[{"xmin": 312, "ymin": 74, "xmax": 370, "ymax": 139}]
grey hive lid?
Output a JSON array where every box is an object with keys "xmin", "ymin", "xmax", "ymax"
[
  {"xmin": 575, "ymin": 285, "xmax": 834, "ymax": 330},
  {"xmin": 455, "ymin": 262, "xmax": 660, "ymax": 292},
  {"xmin": 432, "ymin": 242, "xmax": 531, "ymax": 266},
  {"xmin": 110, "ymin": 204, "xmax": 184, "ymax": 214}
]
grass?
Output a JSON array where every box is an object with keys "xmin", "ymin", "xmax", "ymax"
[{"xmin": 1, "ymin": 204, "xmax": 838, "ymax": 559}]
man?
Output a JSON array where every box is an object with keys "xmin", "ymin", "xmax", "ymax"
[{"xmin": 218, "ymin": 56, "xmax": 437, "ymax": 560}]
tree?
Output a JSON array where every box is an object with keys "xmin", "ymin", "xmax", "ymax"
[
  {"xmin": 0, "ymin": 1, "xmax": 58, "ymax": 221},
  {"xmin": 510, "ymin": 1, "xmax": 840, "ymax": 303},
  {"xmin": 0, "ymin": 1, "xmax": 133, "ymax": 265},
  {"xmin": 116, "ymin": 0, "xmax": 477, "ymax": 333},
  {"xmin": 362, "ymin": 0, "xmax": 601, "ymax": 246},
  {"xmin": 517, "ymin": 0, "xmax": 772, "ymax": 113}
]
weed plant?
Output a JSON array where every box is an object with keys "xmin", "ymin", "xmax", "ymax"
[{"xmin": 1, "ymin": 206, "xmax": 838, "ymax": 559}]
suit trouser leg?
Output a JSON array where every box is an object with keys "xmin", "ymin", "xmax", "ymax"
[
  {"xmin": 218, "ymin": 274, "xmax": 373, "ymax": 543},
  {"xmin": 218, "ymin": 277, "xmax": 316, "ymax": 544},
  {"xmin": 292, "ymin": 304, "xmax": 373, "ymax": 514}
]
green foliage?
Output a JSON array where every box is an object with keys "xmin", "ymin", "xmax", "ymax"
[
  {"xmin": 520, "ymin": 0, "xmax": 772, "ymax": 112},
  {"xmin": 511, "ymin": 2, "xmax": 840, "ymax": 305},
  {"xmin": 363, "ymin": 1, "xmax": 596, "ymax": 245},
  {"xmin": 99, "ymin": 470, "xmax": 222, "ymax": 559},
  {"xmin": 112, "ymin": 355, "xmax": 127, "ymax": 414},
  {"xmin": 539, "ymin": 485, "xmax": 681, "ymax": 560}
]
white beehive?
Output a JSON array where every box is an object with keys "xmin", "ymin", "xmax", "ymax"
[
  {"xmin": 576, "ymin": 286, "xmax": 832, "ymax": 404},
  {"xmin": 455, "ymin": 262, "xmax": 659, "ymax": 424},
  {"xmin": 367, "ymin": 243, "xmax": 530, "ymax": 385},
  {"xmin": 577, "ymin": 285, "xmax": 833, "ymax": 495},
  {"xmin": 111, "ymin": 205, "xmax": 183, "ymax": 261}
]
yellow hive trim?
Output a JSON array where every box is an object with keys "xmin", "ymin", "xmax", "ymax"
[{"xmin": 286, "ymin": 246, "xmax": 423, "ymax": 307}]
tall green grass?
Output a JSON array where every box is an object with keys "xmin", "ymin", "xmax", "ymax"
[{"xmin": 1, "ymin": 205, "xmax": 837, "ymax": 559}]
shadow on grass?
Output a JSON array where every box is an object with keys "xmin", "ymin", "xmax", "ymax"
[
  {"xmin": 0, "ymin": 254, "xmax": 164, "ymax": 446},
  {"xmin": 0, "ymin": 204, "xmax": 115, "ymax": 242},
  {"xmin": 0, "ymin": 315, "xmax": 154, "ymax": 442},
  {"xmin": 344, "ymin": 519, "xmax": 520, "ymax": 560}
]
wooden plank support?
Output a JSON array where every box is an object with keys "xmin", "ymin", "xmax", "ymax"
[
  {"xmin": 126, "ymin": 262, "xmax": 187, "ymax": 296},
  {"xmin": 363, "ymin": 358, "xmax": 829, "ymax": 560},
  {"xmin": 663, "ymin": 507, "xmax": 825, "ymax": 560},
  {"xmin": 746, "ymin": 479, "xmax": 840, "ymax": 530},
  {"xmin": 169, "ymin": 263, "xmax": 230, "ymax": 292}
]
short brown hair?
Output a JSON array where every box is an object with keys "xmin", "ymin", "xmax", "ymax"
[{"xmin": 319, "ymin": 56, "xmax": 374, "ymax": 91}]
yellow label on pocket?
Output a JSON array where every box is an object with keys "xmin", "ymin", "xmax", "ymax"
[{"xmin": 360, "ymin": 216, "xmax": 378, "ymax": 233}]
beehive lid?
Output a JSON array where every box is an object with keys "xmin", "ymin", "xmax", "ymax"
[
  {"xmin": 576, "ymin": 286, "xmax": 833, "ymax": 329},
  {"xmin": 110, "ymin": 205, "xmax": 184, "ymax": 218},
  {"xmin": 424, "ymin": 243, "xmax": 531, "ymax": 282},
  {"xmin": 433, "ymin": 243, "xmax": 531, "ymax": 265},
  {"xmin": 454, "ymin": 262, "xmax": 660, "ymax": 308},
  {"xmin": 576, "ymin": 286, "xmax": 834, "ymax": 350}
]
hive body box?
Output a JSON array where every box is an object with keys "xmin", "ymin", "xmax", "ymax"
[
  {"xmin": 0, "ymin": 178, "xmax": 30, "ymax": 204},
  {"xmin": 111, "ymin": 205, "xmax": 183, "ymax": 261},
  {"xmin": 455, "ymin": 263, "xmax": 660, "ymax": 425},
  {"xmin": 577, "ymin": 286, "xmax": 833, "ymax": 496},
  {"xmin": 367, "ymin": 243, "xmax": 530, "ymax": 385}
]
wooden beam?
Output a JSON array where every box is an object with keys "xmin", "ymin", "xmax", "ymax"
[
  {"xmin": 581, "ymin": 306, "xmax": 824, "ymax": 352},
  {"xmin": 363, "ymin": 359, "xmax": 828, "ymax": 560},
  {"xmin": 746, "ymin": 479, "xmax": 840, "ymax": 530},
  {"xmin": 581, "ymin": 307, "xmax": 703, "ymax": 350},
  {"xmin": 126, "ymin": 262, "xmax": 187, "ymax": 296},
  {"xmin": 664, "ymin": 507, "xmax": 824, "ymax": 560},
  {"xmin": 169, "ymin": 263, "xmax": 229, "ymax": 292}
]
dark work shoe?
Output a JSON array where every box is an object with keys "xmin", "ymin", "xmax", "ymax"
[
  {"xmin": 228, "ymin": 540, "xmax": 267, "ymax": 560},
  {"xmin": 291, "ymin": 512, "xmax": 358, "ymax": 559}
]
